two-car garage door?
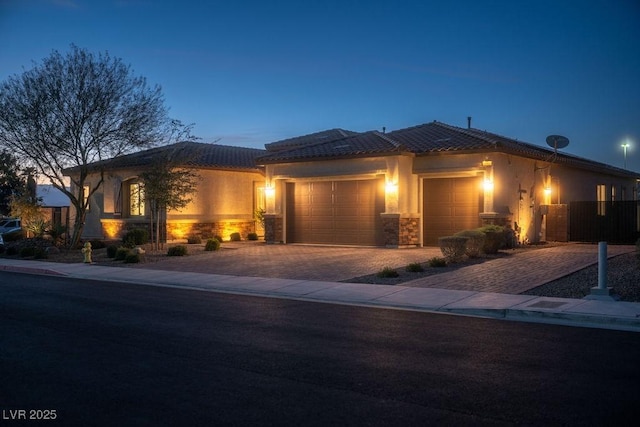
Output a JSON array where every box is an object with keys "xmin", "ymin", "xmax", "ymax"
[{"xmin": 286, "ymin": 179, "xmax": 385, "ymax": 246}]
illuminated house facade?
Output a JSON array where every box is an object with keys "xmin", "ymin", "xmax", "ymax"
[
  {"xmin": 68, "ymin": 121, "xmax": 638, "ymax": 246},
  {"xmin": 66, "ymin": 142, "xmax": 266, "ymax": 241},
  {"xmin": 257, "ymin": 121, "xmax": 639, "ymax": 246}
]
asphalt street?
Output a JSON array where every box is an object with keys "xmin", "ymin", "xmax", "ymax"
[{"xmin": 1, "ymin": 272, "xmax": 640, "ymax": 426}]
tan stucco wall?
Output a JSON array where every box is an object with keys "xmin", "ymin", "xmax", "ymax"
[{"xmin": 68, "ymin": 167, "xmax": 264, "ymax": 240}]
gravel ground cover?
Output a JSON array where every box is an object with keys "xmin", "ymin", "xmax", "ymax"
[{"xmin": 522, "ymin": 251, "xmax": 640, "ymax": 302}]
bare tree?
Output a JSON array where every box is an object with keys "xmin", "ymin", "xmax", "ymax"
[
  {"xmin": 139, "ymin": 142, "xmax": 201, "ymax": 250},
  {"xmin": 0, "ymin": 45, "xmax": 173, "ymax": 246}
]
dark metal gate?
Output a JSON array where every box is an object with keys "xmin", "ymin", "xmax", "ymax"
[{"xmin": 569, "ymin": 201, "xmax": 640, "ymax": 244}]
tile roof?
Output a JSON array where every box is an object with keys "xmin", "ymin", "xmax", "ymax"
[
  {"xmin": 69, "ymin": 141, "xmax": 266, "ymax": 173},
  {"xmin": 264, "ymin": 128, "xmax": 359, "ymax": 152},
  {"xmin": 258, "ymin": 131, "xmax": 405, "ymax": 162},
  {"xmin": 258, "ymin": 121, "xmax": 638, "ymax": 178}
]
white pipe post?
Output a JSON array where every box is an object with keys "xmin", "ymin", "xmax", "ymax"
[{"xmin": 598, "ymin": 241, "xmax": 607, "ymax": 290}]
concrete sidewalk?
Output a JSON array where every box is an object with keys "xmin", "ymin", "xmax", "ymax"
[{"xmin": 1, "ymin": 257, "xmax": 639, "ymax": 332}]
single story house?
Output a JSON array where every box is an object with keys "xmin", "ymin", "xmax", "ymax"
[
  {"xmin": 67, "ymin": 121, "xmax": 639, "ymax": 246},
  {"xmin": 37, "ymin": 184, "xmax": 70, "ymax": 235}
]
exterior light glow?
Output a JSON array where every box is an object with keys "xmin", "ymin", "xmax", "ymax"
[
  {"xmin": 264, "ymin": 186, "xmax": 275, "ymax": 197},
  {"xmin": 385, "ymin": 182, "xmax": 398, "ymax": 194},
  {"xmin": 544, "ymin": 186, "xmax": 552, "ymax": 196},
  {"xmin": 483, "ymin": 180, "xmax": 494, "ymax": 191},
  {"xmin": 621, "ymin": 141, "xmax": 630, "ymax": 169}
]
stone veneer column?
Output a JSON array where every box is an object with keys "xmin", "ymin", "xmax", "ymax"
[
  {"xmin": 381, "ymin": 213, "xmax": 420, "ymax": 248},
  {"xmin": 263, "ymin": 214, "xmax": 283, "ymax": 244}
]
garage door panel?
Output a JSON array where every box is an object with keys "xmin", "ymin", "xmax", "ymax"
[
  {"xmin": 287, "ymin": 179, "xmax": 383, "ymax": 245},
  {"xmin": 424, "ymin": 177, "xmax": 481, "ymax": 246}
]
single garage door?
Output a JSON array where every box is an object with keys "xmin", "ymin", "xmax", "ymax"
[
  {"xmin": 423, "ymin": 177, "xmax": 481, "ymax": 246},
  {"xmin": 286, "ymin": 179, "xmax": 384, "ymax": 245}
]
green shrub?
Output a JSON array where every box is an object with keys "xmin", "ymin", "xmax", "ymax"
[
  {"xmin": 124, "ymin": 253, "xmax": 140, "ymax": 263},
  {"xmin": 214, "ymin": 235, "xmax": 223, "ymax": 243},
  {"xmin": 33, "ymin": 248, "xmax": 47, "ymax": 259},
  {"xmin": 168, "ymin": 245, "xmax": 188, "ymax": 256},
  {"xmin": 247, "ymin": 232, "xmax": 258, "ymax": 241},
  {"xmin": 438, "ymin": 236, "xmax": 468, "ymax": 263},
  {"xmin": 405, "ymin": 262, "xmax": 424, "ymax": 272},
  {"xmin": 204, "ymin": 238, "xmax": 221, "ymax": 251},
  {"xmin": 6, "ymin": 246, "xmax": 18, "ymax": 256},
  {"xmin": 115, "ymin": 247, "xmax": 130, "ymax": 261},
  {"xmin": 477, "ymin": 225, "xmax": 506, "ymax": 254},
  {"xmin": 123, "ymin": 228, "xmax": 149, "ymax": 247},
  {"xmin": 230, "ymin": 232, "xmax": 241, "ymax": 242},
  {"xmin": 19, "ymin": 246, "xmax": 37, "ymax": 257},
  {"xmin": 454, "ymin": 229, "xmax": 486, "ymax": 258},
  {"xmin": 428, "ymin": 256, "xmax": 447, "ymax": 267},
  {"xmin": 106, "ymin": 245, "xmax": 118, "ymax": 258},
  {"xmin": 90, "ymin": 239, "xmax": 107, "ymax": 249},
  {"xmin": 377, "ymin": 266, "xmax": 399, "ymax": 278},
  {"xmin": 187, "ymin": 234, "xmax": 202, "ymax": 244}
]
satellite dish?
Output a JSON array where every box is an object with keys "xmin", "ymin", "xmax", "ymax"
[{"xmin": 546, "ymin": 135, "xmax": 570, "ymax": 151}]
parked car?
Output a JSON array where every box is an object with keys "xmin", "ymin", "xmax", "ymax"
[
  {"xmin": 0, "ymin": 233, "xmax": 4, "ymax": 247},
  {"xmin": 0, "ymin": 218, "xmax": 21, "ymax": 235}
]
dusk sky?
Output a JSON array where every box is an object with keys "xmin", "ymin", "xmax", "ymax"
[{"xmin": 1, "ymin": 0, "xmax": 639, "ymax": 172}]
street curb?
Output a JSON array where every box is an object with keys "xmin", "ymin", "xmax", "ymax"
[{"xmin": 0, "ymin": 264, "xmax": 67, "ymax": 277}]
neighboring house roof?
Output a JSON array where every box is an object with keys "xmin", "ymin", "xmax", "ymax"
[
  {"xmin": 264, "ymin": 128, "xmax": 360, "ymax": 152},
  {"xmin": 37, "ymin": 184, "xmax": 70, "ymax": 207},
  {"xmin": 65, "ymin": 141, "xmax": 267, "ymax": 173},
  {"xmin": 258, "ymin": 121, "xmax": 639, "ymax": 178}
]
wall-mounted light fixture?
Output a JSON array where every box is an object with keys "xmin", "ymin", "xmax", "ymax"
[
  {"xmin": 264, "ymin": 186, "xmax": 275, "ymax": 198},
  {"xmin": 483, "ymin": 179, "xmax": 494, "ymax": 192}
]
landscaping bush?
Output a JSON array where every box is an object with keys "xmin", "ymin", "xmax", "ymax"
[
  {"xmin": 122, "ymin": 228, "xmax": 149, "ymax": 247},
  {"xmin": 454, "ymin": 229, "xmax": 486, "ymax": 258},
  {"xmin": 124, "ymin": 253, "xmax": 140, "ymax": 263},
  {"xmin": 428, "ymin": 256, "xmax": 447, "ymax": 267},
  {"xmin": 89, "ymin": 239, "xmax": 107, "ymax": 249},
  {"xmin": 6, "ymin": 246, "xmax": 18, "ymax": 256},
  {"xmin": 33, "ymin": 247, "xmax": 47, "ymax": 259},
  {"xmin": 204, "ymin": 238, "xmax": 221, "ymax": 251},
  {"xmin": 405, "ymin": 262, "xmax": 424, "ymax": 272},
  {"xmin": 214, "ymin": 235, "xmax": 223, "ymax": 243},
  {"xmin": 477, "ymin": 225, "xmax": 506, "ymax": 254},
  {"xmin": 187, "ymin": 234, "xmax": 202, "ymax": 244},
  {"xmin": 438, "ymin": 236, "xmax": 468, "ymax": 263},
  {"xmin": 247, "ymin": 232, "xmax": 258, "ymax": 241},
  {"xmin": 19, "ymin": 246, "xmax": 37, "ymax": 258},
  {"xmin": 106, "ymin": 245, "xmax": 118, "ymax": 258},
  {"xmin": 167, "ymin": 245, "xmax": 188, "ymax": 256},
  {"xmin": 114, "ymin": 247, "xmax": 130, "ymax": 261},
  {"xmin": 230, "ymin": 232, "xmax": 241, "ymax": 242},
  {"xmin": 377, "ymin": 266, "xmax": 399, "ymax": 278}
]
